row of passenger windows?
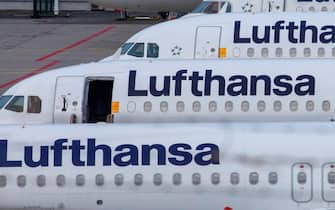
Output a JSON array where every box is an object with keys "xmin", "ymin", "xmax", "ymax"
[
  {"xmin": 120, "ymin": 42, "xmax": 159, "ymax": 58},
  {"xmin": 0, "ymin": 95, "xmax": 41, "ymax": 113},
  {"xmin": 3, "ymin": 171, "xmax": 335, "ymax": 188},
  {"xmin": 139, "ymin": 100, "xmax": 332, "ymax": 113},
  {"xmin": 299, "ymin": 6, "xmax": 335, "ymax": 12},
  {"xmin": 238, "ymin": 47, "xmax": 335, "ymax": 58},
  {"xmin": 0, "ymin": 172, "xmax": 280, "ymax": 188},
  {"xmin": 4, "ymin": 171, "xmax": 335, "ymax": 188}
]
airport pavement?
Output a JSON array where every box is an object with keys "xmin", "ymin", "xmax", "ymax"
[{"xmin": 0, "ymin": 11, "xmax": 160, "ymax": 94}]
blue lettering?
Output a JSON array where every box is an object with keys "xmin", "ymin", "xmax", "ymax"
[
  {"xmin": 0, "ymin": 140, "xmax": 22, "ymax": 167},
  {"xmin": 233, "ymin": 20, "xmax": 335, "ymax": 44},
  {"xmin": 87, "ymin": 138, "xmax": 112, "ymax": 166},
  {"xmin": 142, "ymin": 144, "xmax": 166, "ymax": 166},
  {"xmin": 295, "ymin": 75, "xmax": 315, "ymax": 96},
  {"xmin": 195, "ymin": 144, "xmax": 220, "ymax": 166},
  {"xmin": 273, "ymin": 75, "xmax": 293, "ymax": 96},
  {"xmin": 168, "ymin": 144, "xmax": 193, "ymax": 166},
  {"xmin": 234, "ymin": 21, "xmax": 251, "ymax": 44},
  {"xmin": 128, "ymin": 70, "xmax": 148, "ymax": 96},
  {"xmin": 114, "ymin": 144, "xmax": 139, "ymax": 167},
  {"xmin": 24, "ymin": 145, "xmax": 49, "ymax": 167},
  {"xmin": 127, "ymin": 70, "xmax": 316, "ymax": 97},
  {"xmin": 70, "ymin": 140, "xmax": 86, "ymax": 166}
]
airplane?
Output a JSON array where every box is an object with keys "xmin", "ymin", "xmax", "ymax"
[
  {"xmin": 101, "ymin": 12, "xmax": 335, "ymax": 61},
  {"xmin": 0, "ymin": 58, "xmax": 334, "ymax": 125},
  {"xmin": 88, "ymin": 0, "xmax": 201, "ymax": 18},
  {"xmin": 0, "ymin": 122, "xmax": 335, "ymax": 210},
  {"xmin": 191, "ymin": 0, "xmax": 335, "ymax": 15},
  {"xmin": 87, "ymin": 0, "xmax": 334, "ymax": 19}
]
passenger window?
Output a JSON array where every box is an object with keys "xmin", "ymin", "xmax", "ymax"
[
  {"xmin": 249, "ymin": 172, "xmax": 259, "ymax": 185},
  {"xmin": 115, "ymin": 173, "xmax": 124, "ymax": 186},
  {"xmin": 0, "ymin": 95, "xmax": 12, "ymax": 109},
  {"xmin": 297, "ymin": 172, "xmax": 307, "ymax": 185},
  {"xmin": 0, "ymin": 175, "xmax": 6, "ymax": 187},
  {"xmin": 5, "ymin": 96, "xmax": 24, "ymax": 112},
  {"xmin": 120, "ymin": 42, "xmax": 134, "ymax": 55},
  {"xmin": 230, "ymin": 172, "xmax": 240, "ymax": 185},
  {"xmin": 127, "ymin": 43, "xmax": 145, "ymax": 57},
  {"xmin": 153, "ymin": 173, "xmax": 163, "ymax": 186},
  {"xmin": 192, "ymin": 101, "xmax": 201, "ymax": 112},
  {"xmin": 143, "ymin": 101, "xmax": 152, "ymax": 112},
  {"xmin": 76, "ymin": 174, "xmax": 85, "ymax": 186},
  {"xmin": 96, "ymin": 174, "xmax": 104, "ymax": 186},
  {"xmin": 17, "ymin": 175, "xmax": 26, "ymax": 187},
  {"xmin": 323, "ymin": 100, "xmax": 331, "ymax": 112},
  {"xmin": 147, "ymin": 43, "xmax": 159, "ymax": 58},
  {"xmin": 134, "ymin": 174, "xmax": 143, "ymax": 186},
  {"xmin": 208, "ymin": 101, "xmax": 217, "ymax": 112},
  {"xmin": 176, "ymin": 101, "xmax": 185, "ymax": 112},
  {"xmin": 211, "ymin": 173, "xmax": 220, "ymax": 185},
  {"xmin": 328, "ymin": 172, "xmax": 335, "ymax": 184},
  {"xmin": 28, "ymin": 96, "xmax": 42, "ymax": 113},
  {"xmin": 173, "ymin": 173, "xmax": 182, "ymax": 186},
  {"xmin": 269, "ymin": 172, "xmax": 278, "ymax": 185},
  {"xmin": 192, "ymin": 173, "xmax": 201, "ymax": 185},
  {"xmin": 37, "ymin": 175, "xmax": 46, "ymax": 187},
  {"xmin": 56, "ymin": 175, "xmax": 66, "ymax": 187}
]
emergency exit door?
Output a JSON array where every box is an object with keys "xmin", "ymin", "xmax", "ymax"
[
  {"xmin": 322, "ymin": 163, "xmax": 335, "ymax": 202},
  {"xmin": 291, "ymin": 163, "xmax": 313, "ymax": 203},
  {"xmin": 194, "ymin": 26, "xmax": 221, "ymax": 59},
  {"xmin": 54, "ymin": 76, "xmax": 85, "ymax": 123}
]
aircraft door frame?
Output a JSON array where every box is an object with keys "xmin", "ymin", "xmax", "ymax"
[
  {"xmin": 83, "ymin": 77, "xmax": 114, "ymax": 123},
  {"xmin": 194, "ymin": 26, "xmax": 222, "ymax": 59},
  {"xmin": 262, "ymin": 0, "xmax": 285, "ymax": 12},
  {"xmin": 291, "ymin": 163, "xmax": 313, "ymax": 203},
  {"xmin": 53, "ymin": 76, "xmax": 85, "ymax": 124},
  {"xmin": 322, "ymin": 163, "xmax": 335, "ymax": 202}
]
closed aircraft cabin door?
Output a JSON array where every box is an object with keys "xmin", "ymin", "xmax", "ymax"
[
  {"xmin": 262, "ymin": 0, "xmax": 285, "ymax": 12},
  {"xmin": 291, "ymin": 163, "xmax": 313, "ymax": 203},
  {"xmin": 194, "ymin": 26, "xmax": 221, "ymax": 59},
  {"xmin": 322, "ymin": 163, "xmax": 335, "ymax": 202},
  {"xmin": 54, "ymin": 76, "xmax": 85, "ymax": 123}
]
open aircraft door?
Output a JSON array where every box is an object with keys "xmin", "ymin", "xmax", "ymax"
[
  {"xmin": 54, "ymin": 76, "xmax": 85, "ymax": 123},
  {"xmin": 194, "ymin": 26, "xmax": 221, "ymax": 59}
]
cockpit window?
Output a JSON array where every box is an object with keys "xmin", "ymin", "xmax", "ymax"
[
  {"xmin": 204, "ymin": 2, "xmax": 219, "ymax": 13},
  {"xmin": 120, "ymin": 42, "xmax": 134, "ymax": 55},
  {"xmin": 5, "ymin": 96, "xmax": 24, "ymax": 113},
  {"xmin": 147, "ymin": 43, "xmax": 159, "ymax": 58},
  {"xmin": 192, "ymin": 1, "xmax": 228, "ymax": 14},
  {"xmin": 28, "ymin": 96, "xmax": 41, "ymax": 114},
  {"xmin": 0, "ymin": 95, "xmax": 12, "ymax": 109},
  {"xmin": 127, "ymin": 43, "xmax": 145, "ymax": 57},
  {"xmin": 193, "ymin": 2, "xmax": 212, "ymax": 13}
]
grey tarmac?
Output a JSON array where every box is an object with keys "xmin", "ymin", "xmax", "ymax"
[{"xmin": 0, "ymin": 11, "xmax": 160, "ymax": 94}]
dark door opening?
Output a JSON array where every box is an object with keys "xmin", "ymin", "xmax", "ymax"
[{"xmin": 86, "ymin": 80, "xmax": 114, "ymax": 123}]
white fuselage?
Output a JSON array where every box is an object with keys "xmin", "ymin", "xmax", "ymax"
[
  {"xmin": 0, "ymin": 59, "xmax": 334, "ymax": 124},
  {"xmin": 190, "ymin": 0, "xmax": 335, "ymax": 15},
  {"xmin": 88, "ymin": 0, "xmax": 201, "ymax": 12},
  {"xmin": 0, "ymin": 122, "xmax": 335, "ymax": 210},
  {"xmin": 104, "ymin": 12, "xmax": 335, "ymax": 61}
]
